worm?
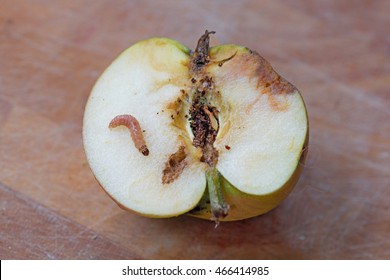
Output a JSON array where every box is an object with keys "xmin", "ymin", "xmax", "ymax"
[{"xmin": 109, "ymin": 114, "xmax": 149, "ymax": 156}]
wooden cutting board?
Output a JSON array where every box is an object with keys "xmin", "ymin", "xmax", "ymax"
[{"xmin": 1, "ymin": 0, "xmax": 389, "ymax": 259}]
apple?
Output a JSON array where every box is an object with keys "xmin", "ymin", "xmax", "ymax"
[{"xmin": 83, "ymin": 31, "xmax": 308, "ymax": 223}]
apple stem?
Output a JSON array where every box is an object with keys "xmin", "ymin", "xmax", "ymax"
[
  {"xmin": 191, "ymin": 30, "xmax": 215, "ymax": 71},
  {"xmin": 206, "ymin": 167, "xmax": 229, "ymax": 226}
]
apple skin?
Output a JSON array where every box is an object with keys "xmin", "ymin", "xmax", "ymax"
[{"xmin": 189, "ymin": 130, "xmax": 308, "ymax": 221}]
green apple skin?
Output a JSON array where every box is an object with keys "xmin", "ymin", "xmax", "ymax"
[{"xmin": 189, "ymin": 131, "xmax": 308, "ymax": 221}]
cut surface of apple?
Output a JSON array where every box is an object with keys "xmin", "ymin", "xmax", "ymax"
[{"xmin": 83, "ymin": 31, "xmax": 308, "ymax": 222}]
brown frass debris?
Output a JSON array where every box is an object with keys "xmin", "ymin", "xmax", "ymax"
[
  {"xmin": 188, "ymin": 31, "xmax": 220, "ymax": 168},
  {"xmin": 162, "ymin": 146, "xmax": 187, "ymax": 184},
  {"xmin": 189, "ymin": 94, "xmax": 219, "ymax": 167}
]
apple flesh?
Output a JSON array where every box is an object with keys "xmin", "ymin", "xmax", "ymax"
[{"xmin": 83, "ymin": 31, "xmax": 308, "ymax": 222}]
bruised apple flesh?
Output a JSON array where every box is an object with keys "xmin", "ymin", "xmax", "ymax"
[{"xmin": 83, "ymin": 31, "xmax": 308, "ymax": 223}]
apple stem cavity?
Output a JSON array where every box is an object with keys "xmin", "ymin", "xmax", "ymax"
[
  {"xmin": 109, "ymin": 114, "xmax": 149, "ymax": 156},
  {"xmin": 206, "ymin": 167, "xmax": 229, "ymax": 226}
]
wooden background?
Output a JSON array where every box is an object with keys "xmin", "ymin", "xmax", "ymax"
[{"xmin": 1, "ymin": 0, "xmax": 389, "ymax": 259}]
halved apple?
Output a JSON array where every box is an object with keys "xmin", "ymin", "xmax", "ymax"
[{"xmin": 83, "ymin": 31, "xmax": 308, "ymax": 223}]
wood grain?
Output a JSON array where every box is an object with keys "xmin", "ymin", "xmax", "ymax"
[
  {"xmin": 1, "ymin": 0, "xmax": 389, "ymax": 259},
  {"xmin": 0, "ymin": 183, "xmax": 137, "ymax": 259}
]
